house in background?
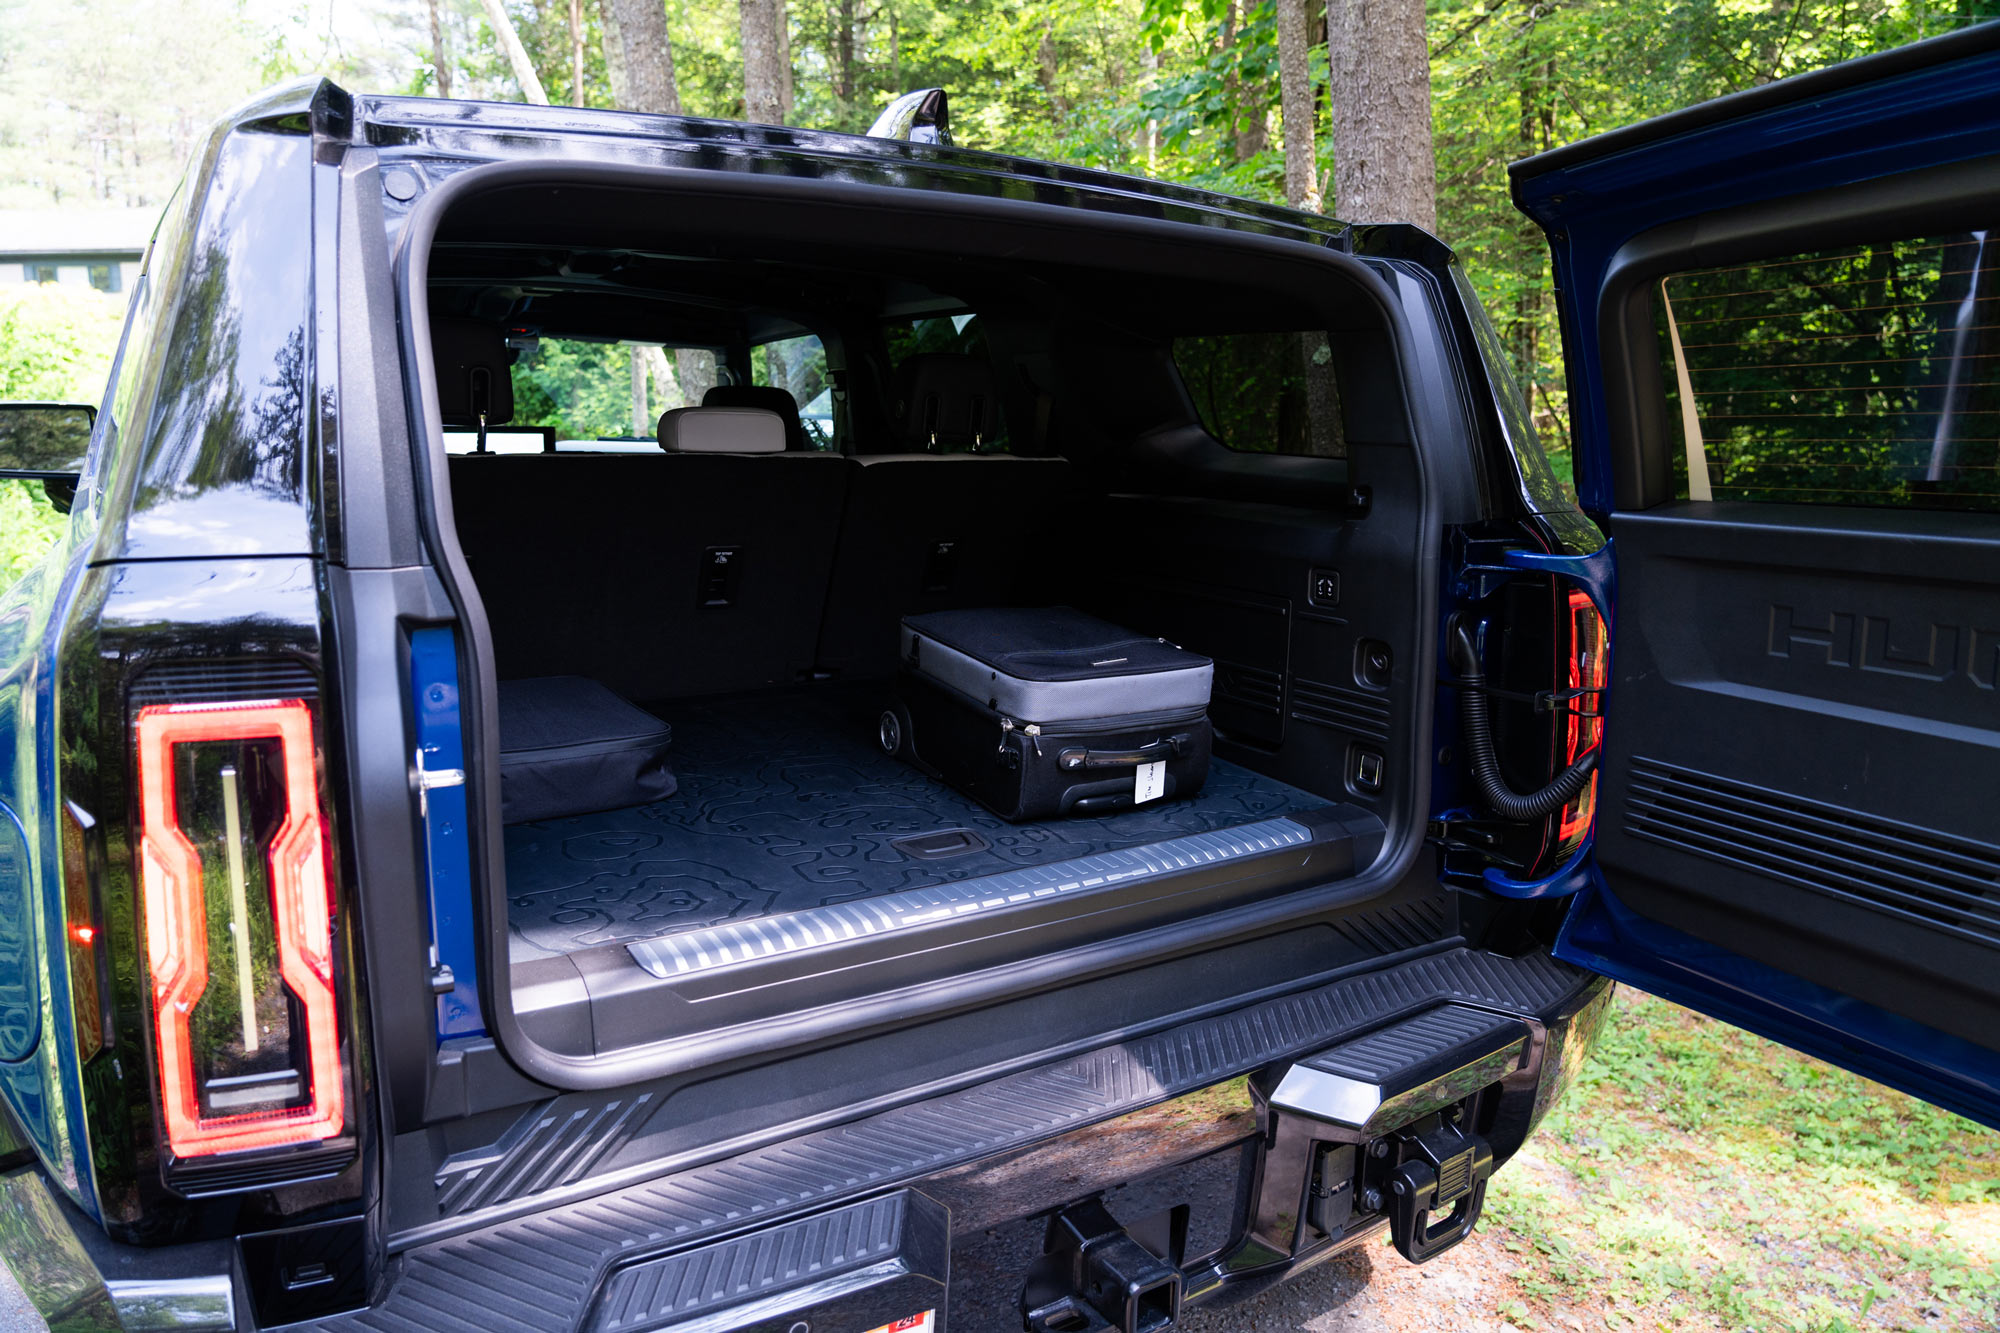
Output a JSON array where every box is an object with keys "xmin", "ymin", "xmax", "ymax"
[{"xmin": 0, "ymin": 209, "xmax": 152, "ymax": 295}]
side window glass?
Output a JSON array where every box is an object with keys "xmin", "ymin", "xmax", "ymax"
[
  {"xmin": 1172, "ymin": 331, "xmax": 1343, "ymax": 457},
  {"xmin": 752, "ymin": 334, "xmax": 833, "ymax": 449},
  {"xmin": 506, "ymin": 339, "xmax": 719, "ymax": 447},
  {"xmin": 1656, "ymin": 232, "xmax": 1998, "ymax": 511}
]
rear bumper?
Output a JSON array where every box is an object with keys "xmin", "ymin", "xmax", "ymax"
[{"xmin": 13, "ymin": 947, "xmax": 1610, "ymax": 1331}]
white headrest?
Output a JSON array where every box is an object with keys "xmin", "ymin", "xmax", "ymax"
[{"xmin": 657, "ymin": 406, "xmax": 787, "ymax": 454}]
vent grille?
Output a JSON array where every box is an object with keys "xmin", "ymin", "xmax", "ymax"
[
  {"xmin": 129, "ymin": 659, "xmax": 319, "ymax": 706},
  {"xmin": 1291, "ymin": 676, "xmax": 1390, "ymax": 742},
  {"xmin": 1214, "ymin": 660, "xmax": 1284, "ymax": 716},
  {"xmin": 1624, "ymin": 756, "xmax": 2000, "ymax": 949}
]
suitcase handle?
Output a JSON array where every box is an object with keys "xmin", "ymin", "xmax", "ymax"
[{"xmin": 1057, "ymin": 734, "xmax": 1191, "ymax": 771}]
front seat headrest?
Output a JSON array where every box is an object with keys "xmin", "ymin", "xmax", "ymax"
[
  {"xmin": 657, "ymin": 406, "xmax": 787, "ymax": 454},
  {"xmin": 703, "ymin": 384, "xmax": 810, "ymax": 451},
  {"xmin": 892, "ymin": 352, "xmax": 999, "ymax": 452},
  {"xmin": 431, "ymin": 317, "xmax": 514, "ymax": 426}
]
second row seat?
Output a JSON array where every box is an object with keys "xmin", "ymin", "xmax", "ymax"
[{"xmin": 449, "ymin": 407, "xmax": 1075, "ymax": 701}]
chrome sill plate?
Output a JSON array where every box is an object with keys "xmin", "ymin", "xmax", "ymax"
[{"xmin": 626, "ymin": 816, "xmax": 1316, "ymax": 979}]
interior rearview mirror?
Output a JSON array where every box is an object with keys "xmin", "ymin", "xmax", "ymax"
[{"xmin": 0, "ymin": 403, "xmax": 93, "ymax": 480}]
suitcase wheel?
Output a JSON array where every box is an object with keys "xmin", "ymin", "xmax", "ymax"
[{"xmin": 878, "ymin": 704, "xmax": 912, "ymax": 758}]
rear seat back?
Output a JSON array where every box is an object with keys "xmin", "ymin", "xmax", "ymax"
[
  {"xmin": 450, "ymin": 449, "xmax": 849, "ymax": 700},
  {"xmin": 814, "ymin": 454, "xmax": 1076, "ymax": 679}
]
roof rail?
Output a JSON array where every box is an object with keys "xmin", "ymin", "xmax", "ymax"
[{"xmin": 866, "ymin": 89, "xmax": 952, "ymax": 147}]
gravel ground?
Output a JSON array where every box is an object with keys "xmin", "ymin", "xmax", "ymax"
[{"xmin": 0, "ymin": 1266, "xmax": 43, "ymax": 1333}]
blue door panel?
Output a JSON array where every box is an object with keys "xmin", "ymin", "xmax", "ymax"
[
  {"xmin": 1511, "ymin": 24, "xmax": 2000, "ymax": 1123},
  {"xmin": 1559, "ymin": 878, "xmax": 2000, "ymax": 1132}
]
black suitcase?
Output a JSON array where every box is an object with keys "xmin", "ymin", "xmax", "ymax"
[
  {"xmin": 883, "ymin": 607, "xmax": 1214, "ymax": 821},
  {"xmin": 496, "ymin": 676, "xmax": 676, "ymax": 823}
]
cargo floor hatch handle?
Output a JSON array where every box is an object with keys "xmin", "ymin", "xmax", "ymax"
[{"xmin": 1058, "ymin": 733, "xmax": 1192, "ymax": 771}]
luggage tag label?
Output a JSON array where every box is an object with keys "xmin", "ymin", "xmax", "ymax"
[{"xmin": 1135, "ymin": 760, "xmax": 1166, "ymax": 805}]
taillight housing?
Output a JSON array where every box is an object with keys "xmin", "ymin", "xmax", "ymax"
[
  {"xmin": 1546, "ymin": 589, "xmax": 1607, "ymax": 864},
  {"xmin": 132, "ymin": 698, "xmax": 344, "ymax": 1159}
]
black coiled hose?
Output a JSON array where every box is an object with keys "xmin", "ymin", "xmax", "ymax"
[{"xmin": 1448, "ymin": 617, "xmax": 1599, "ymax": 822}]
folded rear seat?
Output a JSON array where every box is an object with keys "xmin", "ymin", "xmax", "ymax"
[{"xmin": 496, "ymin": 676, "xmax": 675, "ymax": 823}]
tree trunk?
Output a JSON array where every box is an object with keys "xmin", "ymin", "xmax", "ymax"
[
  {"xmin": 776, "ymin": 0, "xmax": 795, "ymax": 120},
  {"xmin": 1221, "ymin": 0, "xmax": 1241, "ymax": 160},
  {"xmin": 477, "ymin": 0, "xmax": 551, "ymax": 104},
  {"xmin": 741, "ymin": 0, "xmax": 787, "ymax": 124},
  {"xmin": 428, "ymin": 0, "xmax": 452, "ymax": 98},
  {"xmin": 835, "ymin": 0, "xmax": 856, "ymax": 107},
  {"xmin": 1325, "ymin": 0, "xmax": 1436, "ymax": 230},
  {"xmin": 1144, "ymin": 42, "xmax": 1159, "ymax": 173},
  {"xmin": 1275, "ymin": 0, "xmax": 1318, "ymax": 207},
  {"xmin": 1037, "ymin": 16, "xmax": 1067, "ymax": 116},
  {"xmin": 600, "ymin": 0, "xmax": 628, "ymax": 103},
  {"xmin": 570, "ymin": 0, "xmax": 585, "ymax": 106},
  {"xmin": 676, "ymin": 349, "xmax": 717, "ymax": 404},
  {"xmin": 630, "ymin": 348, "xmax": 649, "ymax": 438},
  {"xmin": 888, "ymin": 0, "xmax": 901, "ymax": 93},
  {"xmin": 602, "ymin": 0, "xmax": 681, "ymax": 114}
]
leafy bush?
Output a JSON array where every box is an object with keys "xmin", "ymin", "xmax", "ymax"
[{"xmin": 0, "ymin": 285, "xmax": 124, "ymax": 588}]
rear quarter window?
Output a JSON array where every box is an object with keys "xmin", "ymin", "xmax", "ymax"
[
  {"xmin": 1172, "ymin": 331, "xmax": 1344, "ymax": 456},
  {"xmin": 1655, "ymin": 233, "xmax": 1999, "ymax": 511}
]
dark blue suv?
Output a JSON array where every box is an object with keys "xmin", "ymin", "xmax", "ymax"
[{"xmin": 0, "ymin": 24, "xmax": 1992, "ymax": 1333}]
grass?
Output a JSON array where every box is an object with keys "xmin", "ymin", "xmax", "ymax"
[{"xmin": 1474, "ymin": 988, "xmax": 2000, "ymax": 1332}]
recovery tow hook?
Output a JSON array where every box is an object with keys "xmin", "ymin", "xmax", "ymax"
[{"xmin": 1372, "ymin": 1114, "xmax": 1495, "ymax": 1264}]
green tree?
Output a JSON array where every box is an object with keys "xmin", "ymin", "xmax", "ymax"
[{"xmin": 0, "ymin": 286, "xmax": 122, "ymax": 588}]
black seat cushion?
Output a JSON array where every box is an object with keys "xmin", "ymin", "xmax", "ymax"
[{"xmin": 497, "ymin": 676, "xmax": 675, "ymax": 823}]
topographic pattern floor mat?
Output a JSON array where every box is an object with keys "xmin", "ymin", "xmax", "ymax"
[{"xmin": 503, "ymin": 688, "xmax": 1330, "ymax": 960}]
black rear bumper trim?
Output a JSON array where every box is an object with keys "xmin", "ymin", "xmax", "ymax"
[{"xmin": 320, "ymin": 947, "xmax": 1589, "ymax": 1332}]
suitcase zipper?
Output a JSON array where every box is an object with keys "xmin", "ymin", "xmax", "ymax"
[{"xmin": 997, "ymin": 717, "xmax": 1044, "ymax": 760}]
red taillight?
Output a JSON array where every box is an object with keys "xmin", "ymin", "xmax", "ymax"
[
  {"xmin": 1553, "ymin": 590, "xmax": 1608, "ymax": 853},
  {"xmin": 133, "ymin": 699, "xmax": 342, "ymax": 1159}
]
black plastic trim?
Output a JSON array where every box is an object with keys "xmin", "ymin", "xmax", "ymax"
[{"xmin": 305, "ymin": 947, "xmax": 1590, "ymax": 1331}]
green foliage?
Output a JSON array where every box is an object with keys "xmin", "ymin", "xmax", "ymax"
[
  {"xmin": 0, "ymin": 285, "xmax": 124, "ymax": 401},
  {"xmin": 0, "ymin": 481, "xmax": 69, "ymax": 590},
  {"xmin": 1483, "ymin": 988, "xmax": 2000, "ymax": 1331},
  {"xmin": 0, "ymin": 286, "xmax": 123, "ymax": 588},
  {"xmin": 512, "ymin": 338, "xmax": 648, "ymax": 439}
]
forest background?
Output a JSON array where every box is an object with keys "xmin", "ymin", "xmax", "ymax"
[{"xmin": 6, "ymin": 0, "xmax": 2000, "ymax": 467}]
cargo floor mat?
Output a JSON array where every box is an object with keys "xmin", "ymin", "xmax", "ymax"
[{"xmin": 503, "ymin": 687, "xmax": 1330, "ymax": 960}]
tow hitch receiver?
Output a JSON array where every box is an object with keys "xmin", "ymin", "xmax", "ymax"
[{"xmin": 1020, "ymin": 1198, "xmax": 1184, "ymax": 1333}]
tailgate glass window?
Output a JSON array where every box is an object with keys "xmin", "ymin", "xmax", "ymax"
[{"xmin": 1655, "ymin": 232, "xmax": 2000, "ymax": 511}]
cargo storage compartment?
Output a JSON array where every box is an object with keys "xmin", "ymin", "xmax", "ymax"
[{"xmin": 413, "ymin": 170, "xmax": 1435, "ymax": 1071}]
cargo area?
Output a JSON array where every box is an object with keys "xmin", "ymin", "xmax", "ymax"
[
  {"xmin": 499, "ymin": 685, "xmax": 1333, "ymax": 964},
  {"xmin": 417, "ymin": 173, "xmax": 1434, "ymax": 1060}
]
